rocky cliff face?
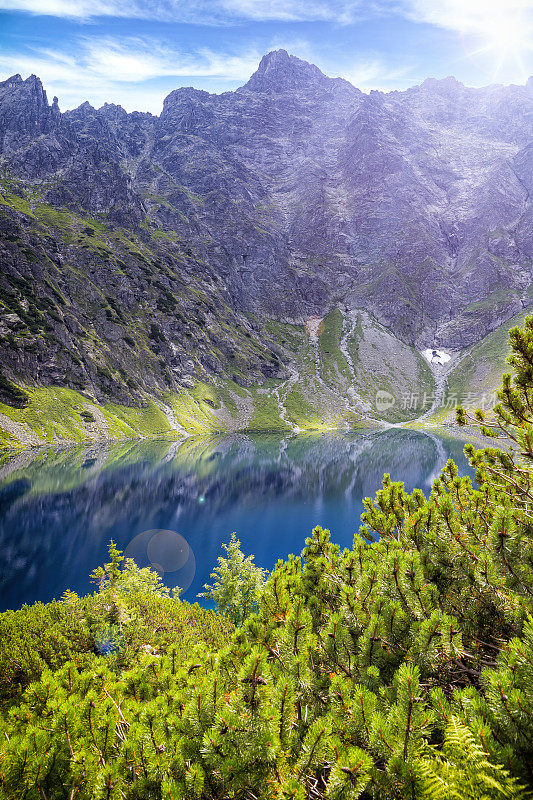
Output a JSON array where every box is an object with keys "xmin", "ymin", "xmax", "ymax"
[{"xmin": 0, "ymin": 50, "xmax": 532, "ymax": 409}]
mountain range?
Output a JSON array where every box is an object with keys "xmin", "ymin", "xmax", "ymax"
[{"xmin": 0, "ymin": 50, "xmax": 531, "ymax": 446}]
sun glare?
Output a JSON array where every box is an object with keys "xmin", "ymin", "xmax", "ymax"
[{"xmin": 461, "ymin": 1, "xmax": 533, "ymax": 80}]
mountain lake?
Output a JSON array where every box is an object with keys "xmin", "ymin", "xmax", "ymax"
[{"xmin": 0, "ymin": 429, "xmax": 474, "ymax": 611}]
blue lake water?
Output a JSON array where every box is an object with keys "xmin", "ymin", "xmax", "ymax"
[{"xmin": 0, "ymin": 430, "xmax": 474, "ymax": 611}]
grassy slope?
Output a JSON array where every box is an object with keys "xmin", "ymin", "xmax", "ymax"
[
  {"xmin": 0, "ymin": 182, "xmax": 292, "ymax": 410},
  {"xmin": 412, "ymin": 311, "xmax": 530, "ymax": 429},
  {"xmin": 1, "ymin": 310, "xmax": 524, "ymax": 449},
  {"xmin": 0, "ymin": 388, "xmax": 172, "ymax": 448},
  {"xmin": 318, "ymin": 309, "xmax": 350, "ymax": 388},
  {"xmin": 346, "ymin": 313, "xmax": 435, "ymax": 423},
  {"xmin": 446, "ymin": 310, "xmax": 528, "ymax": 407}
]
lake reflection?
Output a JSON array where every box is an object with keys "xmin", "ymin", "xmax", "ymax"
[{"xmin": 0, "ymin": 430, "xmax": 473, "ymax": 611}]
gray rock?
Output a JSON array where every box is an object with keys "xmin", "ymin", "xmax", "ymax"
[{"xmin": 0, "ymin": 51, "xmax": 532, "ymax": 401}]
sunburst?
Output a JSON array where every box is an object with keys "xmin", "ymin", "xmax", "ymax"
[{"xmin": 460, "ymin": 1, "xmax": 532, "ymax": 81}]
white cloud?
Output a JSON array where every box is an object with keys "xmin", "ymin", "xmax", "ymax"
[
  {"xmin": 342, "ymin": 56, "xmax": 416, "ymax": 90},
  {"xmin": 0, "ymin": 37, "xmax": 266, "ymax": 112},
  {"xmin": 0, "ymin": 0, "xmax": 370, "ymax": 23},
  {"xmin": 401, "ymin": 0, "xmax": 533, "ymax": 81},
  {"xmin": 401, "ymin": 0, "xmax": 532, "ymax": 36},
  {"xmin": 218, "ymin": 0, "xmax": 364, "ymax": 23},
  {"xmin": 3, "ymin": 0, "xmax": 530, "ymax": 36},
  {"xmin": 0, "ymin": 0, "xmax": 134, "ymax": 18},
  {"xmin": 82, "ymin": 38, "xmax": 263, "ymax": 82}
]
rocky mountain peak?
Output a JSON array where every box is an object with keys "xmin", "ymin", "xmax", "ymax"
[
  {"xmin": 72, "ymin": 100, "xmax": 96, "ymax": 114},
  {"xmin": 0, "ymin": 71, "xmax": 59, "ymax": 149},
  {"xmin": 99, "ymin": 102, "xmax": 128, "ymax": 119},
  {"xmin": 0, "ymin": 52, "xmax": 531, "ymax": 384},
  {"xmin": 0, "ymin": 72, "xmax": 47, "ymax": 104},
  {"xmin": 0, "ymin": 74, "xmax": 23, "ymax": 90},
  {"xmin": 238, "ymin": 49, "xmax": 329, "ymax": 94},
  {"xmin": 419, "ymin": 75, "xmax": 464, "ymax": 96}
]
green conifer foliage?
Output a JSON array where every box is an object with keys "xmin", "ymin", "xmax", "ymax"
[
  {"xmin": 2, "ymin": 321, "xmax": 533, "ymax": 798},
  {"xmin": 198, "ymin": 532, "xmax": 267, "ymax": 626}
]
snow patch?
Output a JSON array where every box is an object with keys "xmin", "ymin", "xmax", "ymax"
[{"xmin": 422, "ymin": 348, "xmax": 451, "ymax": 366}]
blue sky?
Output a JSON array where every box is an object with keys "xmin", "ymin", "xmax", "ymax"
[{"xmin": 1, "ymin": 0, "xmax": 532, "ymax": 113}]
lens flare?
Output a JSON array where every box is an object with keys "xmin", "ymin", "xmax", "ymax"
[{"xmin": 124, "ymin": 529, "xmax": 196, "ymax": 596}]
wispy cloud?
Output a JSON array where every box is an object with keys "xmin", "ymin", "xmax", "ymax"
[
  {"xmin": 342, "ymin": 56, "xmax": 417, "ymax": 91},
  {"xmin": 80, "ymin": 38, "xmax": 262, "ymax": 82},
  {"xmin": 3, "ymin": 0, "xmax": 532, "ymax": 42},
  {"xmin": 0, "ymin": 0, "xmax": 371, "ymax": 23},
  {"xmin": 0, "ymin": 0, "xmax": 132, "ymax": 19},
  {"xmin": 217, "ymin": 0, "xmax": 367, "ymax": 24},
  {"xmin": 0, "ymin": 37, "xmax": 264, "ymax": 111}
]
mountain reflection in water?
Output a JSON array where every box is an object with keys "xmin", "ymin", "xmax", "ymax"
[{"xmin": 0, "ymin": 430, "xmax": 473, "ymax": 611}]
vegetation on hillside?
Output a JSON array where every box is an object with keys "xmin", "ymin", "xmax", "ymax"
[
  {"xmin": 199, "ymin": 532, "xmax": 267, "ymax": 626},
  {"xmin": 1, "ymin": 318, "xmax": 533, "ymax": 798},
  {"xmin": 446, "ymin": 309, "xmax": 529, "ymax": 412},
  {"xmin": 0, "ymin": 297, "xmax": 440, "ymax": 448},
  {"xmin": 0, "ymin": 543, "xmax": 233, "ymax": 710}
]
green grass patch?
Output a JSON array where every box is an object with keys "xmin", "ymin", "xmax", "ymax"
[
  {"xmin": 0, "ymin": 388, "xmax": 175, "ymax": 448},
  {"xmin": 0, "ymin": 190, "xmax": 34, "ymax": 216},
  {"xmin": 446, "ymin": 310, "xmax": 529, "ymax": 408},
  {"xmin": 318, "ymin": 309, "xmax": 350, "ymax": 387},
  {"xmin": 34, "ymin": 204, "xmax": 76, "ymax": 233},
  {"xmin": 247, "ymin": 385, "xmax": 290, "ymax": 432},
  {"xmin": 0, "ymin": 387, "xmax": 94, "ymax": 444},
  {"xmin": 102, "ymin": 401, "xmax": 171, "ymax": 439},
  {"xmin": 214, "ymin": 381, "xmax": 245, "ymax": 419},
  {"xmin": 164, "ymin": 387, "xmax": 225, "ymax": 434},
  {"xmin": 190, "ymin": 381, "xmax": 221, "ymax": 410},
  {"xmin": 285, "ymin": 387, "xmax": 327, "ymax": 429}
]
